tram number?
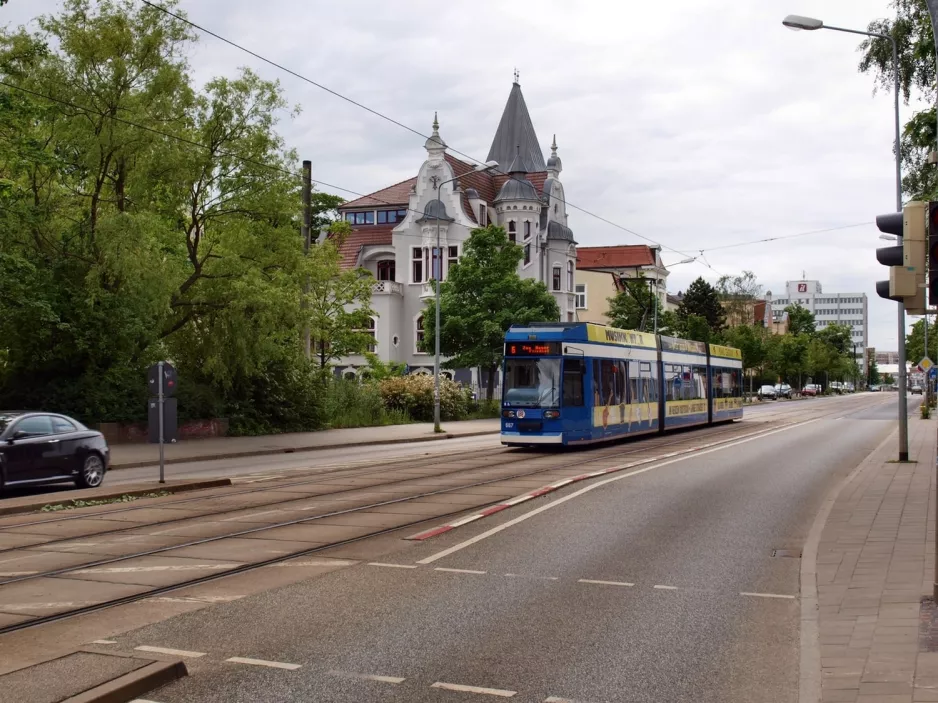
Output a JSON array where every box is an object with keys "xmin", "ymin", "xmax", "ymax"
[{"xmin": 504, "ymin": 423, "xmax": 514, "ymax": 429}]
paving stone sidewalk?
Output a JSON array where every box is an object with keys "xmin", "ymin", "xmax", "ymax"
[{"xmin": 815, "ymin": 415, "xmax": 937, "ymax": 702}]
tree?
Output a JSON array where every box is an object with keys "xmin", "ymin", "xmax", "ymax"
[
  {"xmin": 768, "ymin": 333, "xmax": 809, "ymax": 386},
  {"xmin": 785, "ymin": 303, "xmax": 816, "ymax": 337},
  {"xmin": 722, "ymin": 324, "xmax": 768, "ymax": 393},
  {"xmin": 869, "ymin": 357, "xmax": 881, "ymax": 386},
  {"xmin": 716, "ymin": 271, "xmax": 762, "ymax": 326},
  {"xmin": 677, "ymin": 277, "xmax": 725, "ymax": 333},
  {"xmin": 905, "ymin": 317, "xmax": 937, "ymax": 363},
  {"xmin": 858, "ymin": 0, "xmax": 938, "ymax": 199},
  {"xmin": 606, "ymin": 275, "xmax": 660, "ymax": 331},
  {"xmin": 420, "ymin": 225, "xmax": 560, "ymax": 399},
  {"xmin": 883, "ymin": 372, "xmax": 895, "ymax": 385},
  {"xmin": 306, "ymin": 225, "xmax": 376, "ymax": 371}
]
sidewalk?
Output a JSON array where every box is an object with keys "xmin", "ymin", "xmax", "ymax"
[
  {"xmin": 806, "ymin": 414, "xmax": 937, "ymax": 702},
  {"xmin": 109, "ymin": 418, "xmax": 501, "ymax": 469}
]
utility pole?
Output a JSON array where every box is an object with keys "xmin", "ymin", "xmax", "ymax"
[{"xmin": 302, "ymin": 160, "xmax": 312, "ymax": 360}]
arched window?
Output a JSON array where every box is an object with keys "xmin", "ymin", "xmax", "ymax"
[
  {"xmin": 567, "ymin": 261, "xmax": 574, "ymax": 291},
  {"xmin": 508, "ymin": 220, "xmax": 516, "ymax": 243},
  {"xmin": 523, "ymin": 221, "xmax": 531, "ymax": 239},
  {"xmin": 552, "ymin": 265, "xmax": 562, "ymax": 291},
  {"xmin": 376, "ymin": 259, "xmax": 395, "ymax": 281},
  {"xmin": 415, "ymin": 315, "xmax": 425, "ymax": 350},
  {"xmin": 365, "ymin": 317, "xmax": 376, "ymax": 352}
]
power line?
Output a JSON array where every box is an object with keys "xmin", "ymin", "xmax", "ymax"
[
  {"xmin": 698, "ymin": 222, "xmax": 872, "ymax": 253},
  {"xmin": 138, "ymin": 0, "xmax": 716, "ymax": 273}
]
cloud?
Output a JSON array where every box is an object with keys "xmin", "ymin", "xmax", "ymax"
[{"xmin": 2, "ymin": 0, "xmax": 914, "ymax": 348}]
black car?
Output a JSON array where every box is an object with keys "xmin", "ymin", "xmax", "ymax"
[{"xmin": 0, "ymin": 411, "xmax": 110, "ymax": 492}]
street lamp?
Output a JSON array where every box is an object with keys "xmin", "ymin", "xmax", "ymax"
[
  {"xmin": 783, "ymin": 13, "xmax": 909, "ymax": 459},
  {"xmin": 433, "ymin": 159, "xmax": 499, "ymax": 433}
]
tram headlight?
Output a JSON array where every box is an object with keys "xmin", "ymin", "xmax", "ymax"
[
  {"xmin": 543, "ymin": 410, "xmax": 560, "ymax": 420},
  {"xmin": 502, "ymin": 409, "xmax": 516, "ymax": 419}
]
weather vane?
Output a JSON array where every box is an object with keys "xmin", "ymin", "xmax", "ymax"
[{"xmin": 513, "ymin": 68, "xmax": 519, "ymax": 83}]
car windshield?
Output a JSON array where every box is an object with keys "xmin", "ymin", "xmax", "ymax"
[{"xmin": 503, "ymin": 357, "xmax": 561, "ymax": 408}]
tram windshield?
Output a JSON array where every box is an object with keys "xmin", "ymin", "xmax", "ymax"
[{"xmin": 503, "ymin": 358, "xmax": 561, "ymax": 408}]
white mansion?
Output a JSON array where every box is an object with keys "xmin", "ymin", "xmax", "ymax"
[{"xmin": 332, "ymin": 77, "xmax": 578, "ymax": 389}]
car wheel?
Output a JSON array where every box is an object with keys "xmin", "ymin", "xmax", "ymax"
[{"xmin": 76, "ymin": 453, "xmax": 105, "ymax": 489}]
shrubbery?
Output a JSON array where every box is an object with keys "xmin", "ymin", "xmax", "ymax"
[{"xmin": 378, "ymin": 374, "xmax": 469, "ymax": 422}]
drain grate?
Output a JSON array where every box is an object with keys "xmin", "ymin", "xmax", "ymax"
[{"xmin": 772, "ymin": 549, "xmax": 802, "ymax": 558}]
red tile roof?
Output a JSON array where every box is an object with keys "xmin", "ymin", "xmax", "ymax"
[
  {"xmin": 577, "ymin": 245, "xmax": 656, "ymax": 270},
  {"xmin": 333, "ymin": 226, "xmax": 395, "ymax": 269},
  {"xmin": 341, "ymin": 177, "xmax": 416, "ymax": 210}
]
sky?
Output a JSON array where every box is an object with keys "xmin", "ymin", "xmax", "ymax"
[{"xmin": 1, "ymin": 0, "xmax": 926, "ymax": 350}]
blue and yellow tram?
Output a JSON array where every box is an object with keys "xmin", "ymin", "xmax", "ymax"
[{"xmin": 500, "ymin": 322, "xmax": 743, "ymax": 446}]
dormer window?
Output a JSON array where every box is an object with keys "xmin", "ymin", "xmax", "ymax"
[
  {"xmin": 345, "ymin": 211, "xmax": 375, "ymax": 225},
  {"xmin": 377, "ymin": 209, "xmax": 408, "ymax": 224}
]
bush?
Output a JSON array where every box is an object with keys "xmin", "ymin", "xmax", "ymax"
[
  {"xmin": 322, "ymin": 377, "xmax": 411, "ymax": 429},
  {"xmin": 379, "ymin": 374, "xmax": 468, "ymax": 422}
]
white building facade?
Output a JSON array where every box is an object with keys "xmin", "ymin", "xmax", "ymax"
[
  {"xmin": 771, "ymin": 279, "xmax": 869, "ymax": 348},
  {"xmin": 332, "ymin": 78, "xmax": 577, "ymax": 389}
]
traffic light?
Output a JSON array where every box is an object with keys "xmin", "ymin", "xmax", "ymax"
[
  {"xmin": 875, "ymin": 202, "xmax": 926, "ymax": 314},
  {"xmin": 147, "ymin": 362, "xmax": 177, "ymax": 398},
  {"xmin": 929, "ymin": 201, "xmax": 938, "ymax": 306}
]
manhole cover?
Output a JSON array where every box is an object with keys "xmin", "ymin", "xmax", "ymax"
[{"xmin": 772, "ymin": 549, "xmax": 802, "ymax": 558}]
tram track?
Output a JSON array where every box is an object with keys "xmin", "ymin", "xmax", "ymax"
[{"xmin": 0, "ymin": 394, "xmax": 890, "ymax": 636}]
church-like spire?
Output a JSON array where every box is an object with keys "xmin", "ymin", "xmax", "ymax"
[
  {"xmin": 425, "ymin": 111, "xmax": 445, "ymax": 156},
  {"xmin": 546, "ymin": 134, "xmax": 562, "ymax": 175},
  {"xmin": 486, "ymin": 79, "xmax": 545, "ymax": 173}
]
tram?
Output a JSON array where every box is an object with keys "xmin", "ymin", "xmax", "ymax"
[{"xmin": 500, "ymin": 322, "xmax": 743, "ymax": 446}]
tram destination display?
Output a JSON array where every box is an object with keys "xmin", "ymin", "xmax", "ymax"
[{"xmin": 504, "ymin": 342, "xmax": 562, "ymax": 356}]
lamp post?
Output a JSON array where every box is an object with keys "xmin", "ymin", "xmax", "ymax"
[
  {"xmin": 783, "ymin": 14, "xmax": 908, "ymax": 460},
  {"xmin": 433, "ymin": 160, "xmax": 499, "ymax": 433}
]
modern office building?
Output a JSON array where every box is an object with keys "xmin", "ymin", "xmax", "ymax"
[{"xmin": 770, "ymin": 279, "xmax": 868, "ymax": 348}]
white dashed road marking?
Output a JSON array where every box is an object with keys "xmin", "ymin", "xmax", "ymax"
[
  {"xmin": 653, "ymin": 585, "xmax": 678, "ymax": 590},
  {"xmin": 577, "ymin": 579, "xmax": 634, "ymax": 587},
  {"xmin": 328, "ymin": 670, "xmax": 405, "ymax": 684},
  {"xmin": 73, "ymin": 564, "xmax": 240, "ymax": 574},
  {"xmin": 135, "ymin": 645, "xmax": 206, "ymax": 658},
  {"xmin": 431, "ymin": 682, "xmax": 517, "ymax": 697},
  {"xmin": 367, "ymin": 562, "xmax": 417, "ymax": 569},
  {"xmin": 435, "ymin": 567, "xmax": 486, "ymax": 575},
  {"xmin": 92, "ymin": 639, "xmax": 117, "ymax": 644},
  {"xmin": 266, "ymin": 559, "xmax": 358, "ymax": 568},
  {"xmin": 740, "ymin": 591, "xmax": 797, "ymax": 600},
  {"xmin": 226, "ymin": 657, "xmax": 301, "ymax": 670}
]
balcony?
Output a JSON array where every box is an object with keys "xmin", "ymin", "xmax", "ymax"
[
  {"xmin": 372, "ymin": 280, "xmax": 403, "ymax": 296},
  {"xmin": 420, "ymin": 282, "xmax": 437, "ymax": 299}
]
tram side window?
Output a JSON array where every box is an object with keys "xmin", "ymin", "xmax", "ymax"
[
  {"xmin": 712, "ymin": 367, "xmax": 740, "ymax": 398},
  {"xmin": 628, "ymin": 360, "xmax": 640, "ymax": 404},
  {"xmin": 645, "ymin": 361, "xmax": 658, "ymax": 402},
  {"xmin": 732, "ymin": 369, "xmax": 742, "ymax": 397},
  {"xmin": 666, "ymin": 364, "xmax": 681, "ymax": 402},
  {"xmin": 617, "ymin": 360, "xmax": 628, "ymax": 403},
  {"xmin": 599, "ymin": 359, "xmax": 623, "ymax": 405},
  {"xmin": 694, "ymin": 365, "xmax": 708, "ymax": 400},
  {"xmin": 562, "ymin": 359, "xmax": 585, "ymax": 407}
]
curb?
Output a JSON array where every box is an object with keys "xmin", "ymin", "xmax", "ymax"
[
  {"xmin": 797, "ymin": 425, "xmax": 900, "ymax": 703},
  {"xmin": 406, "ymin": 420, "xmax": 811, "ymax": 540},
  {"xmin": 109, "ymin": 429, "xmax": 500, "ymax": 470},
  {"xmin": 0, "ymin": 478, "xmax": 232, "ymax": 517},
  {"xmin": 63, "ymin": 657, "xmax": 187, "ymax": 703}
]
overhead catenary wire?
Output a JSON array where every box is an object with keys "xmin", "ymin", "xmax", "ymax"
[{"xmin": 137, "ymin": 0, "xmax": 719, "ymax": 273}]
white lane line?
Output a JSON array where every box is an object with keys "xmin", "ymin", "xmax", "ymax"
[
  {"xmin": 577, "ymin": 579, "xmax": 634, "ymax": 587},
  {"xmin": 417, "ymin": 421, "xmax": 812, "ymax": 565},
  {"xmin": 431, "ymin": 681, "xmax": 517, "ymax": 697},
  {"xmin": 130, "ymin": 699, "xmax": 164, "ymax": 702},
  {"xmin": 0, "ymin": 571, "xmax": 38, "ymax": 577},
  {"xmin": 226, "ymin": 657, "xmax": 301, "ymax": 670},
  {"xmin": 328, "ymin": 670, "xmax": 405, "ymax": 684},
  {"xmin": 435, "ymin": 567, "xmax": 486, "ymax": 575},
  {"xmin": 73, "ymin": 564, "xmax": 240, "ymax": 574},
  {"xmin": 92, "ymin": 639, "xmax": 117, "ymax": 644},
  {"xmin": 505, "ymin": 573, "xmax": 559, "ymax": 580},
  {"xmin": 545, "ymin": 697, "xmax": 591, "ymax": 703},
  {"xmin": 367, "ymin": 562, "xmax": 417, "ymax": 569},
  {"xmin": 1, "ymin": 601, "xmax": 99, "ymax": 611},
  {"xmin": 265, "ymin": 559, "xmax": 358, "ymax": 568},
  {"xmin": 145, "ymin": 595, "xmax": 244, "ymax": 604},
  {"xmin": 135, "ymin": 645, "xmax": 206, "ymax": 658},
  {"xmin": 740, "ymin": 591, "xmax": 797, "ymax": 600},
  {"xmin": 653, "ymin": 585, "xmax": 679, "ymax": 590}
]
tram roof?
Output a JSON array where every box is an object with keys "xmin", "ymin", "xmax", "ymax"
[{"xmin": 505, "ymin": 322, "xmax": 657, "ymax": 349}]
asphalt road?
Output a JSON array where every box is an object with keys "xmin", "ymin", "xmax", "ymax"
[{"xmin": 103, "ymin": 394, "xmax": 896, "ymax": 703}]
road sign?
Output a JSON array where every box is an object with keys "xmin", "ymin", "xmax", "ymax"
[
  {"xmin": 920, "ymin": 357, "xmax": 934, "ymax": 373},
  {"xmin": 930, "ymin": 367, "xmax": 938, "ymax": 380}
]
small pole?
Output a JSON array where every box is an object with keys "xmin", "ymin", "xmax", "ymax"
[
  {"xmin": 158, "ymin": 360, "xmax": 165, "ymax": 484},
  {"xmin": 302, "ymin": 160, "xmax": 312, "ymax": 360}
]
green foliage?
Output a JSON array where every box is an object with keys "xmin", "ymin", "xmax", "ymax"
[
  {"xmin": 858, "ymin": 0, "xmax": 938, "ymax": 199},
  {"xmin": 321, "ymin": 377, "xmax": 410, "ymax": 429},
  {"xmin": 905, "ymin": 318, "xmax": 937, "ymax": 363},
  {"xmin": 678, "ymin": 277, "xmax": 725, "ymax": 333},
  {"xmin": 883, "ymin": 372, "xmax": 895, "ymax": 384},
  {"xmin": 716, "ymin": 271, "xmax": 762, "ymax": 325},
  {"xmin": 360, "ymin": 353, "xmax": 406, "ymax": 382},
  {"xmin": 784, "ymin": 303, "xmax": 816, "ymax": 337},
  {"xmin": 378, "ymin": 375, "xmax": 469, "ymax": 422},
  {"xmin": 722, "ymin": 324, "xmax": 768, "ymax": 374},
  {"xmin": 680, "ymin": 314, "xmax": 713, "ymax": 343},
  {"xmin": 869, "ymin": 357, "xmax": 881, "ymax": 386},
  {"xmin": 606, "ymin": 275, "xmax": 660, "ymax": 331},
  {"xmin": 421, "ymin": 225, "xmax": 559, "ymax": 399}
]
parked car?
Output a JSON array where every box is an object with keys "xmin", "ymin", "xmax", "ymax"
[
  {"xmin": 911, "ymin": 385, "xmax": 923, "ymax": 395},
  {"xmin": 0, "ymin": 411, "xmax": 109, "ymax": 492},
  {"xmin": 774, "ymin": 383, "xmax": 793, "ymax": 399},
  {"xmin": 757, "ymin": 385, "xmax": 778, "ymax": 400},
  {"xmin": 869, "ymin": 385, "xmax": 881, "ymax": 392},
  {"xmin": 802, "ymin": 384, "xmax": 821, "ymax": 397}
]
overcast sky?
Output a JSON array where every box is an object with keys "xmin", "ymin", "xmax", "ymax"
[{"xmin": 3, "ymin": 0, "xmax": 924, "ymax": 350}]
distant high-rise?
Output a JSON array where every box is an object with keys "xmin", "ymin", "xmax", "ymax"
[{"xmin": 771, "ymin": 279, "xmax": 868, "ymax": 348}]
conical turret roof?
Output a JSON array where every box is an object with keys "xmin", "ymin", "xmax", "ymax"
[{"xmin": 486, "ymin": 78, "xmax": 545, "ymax": 173}]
